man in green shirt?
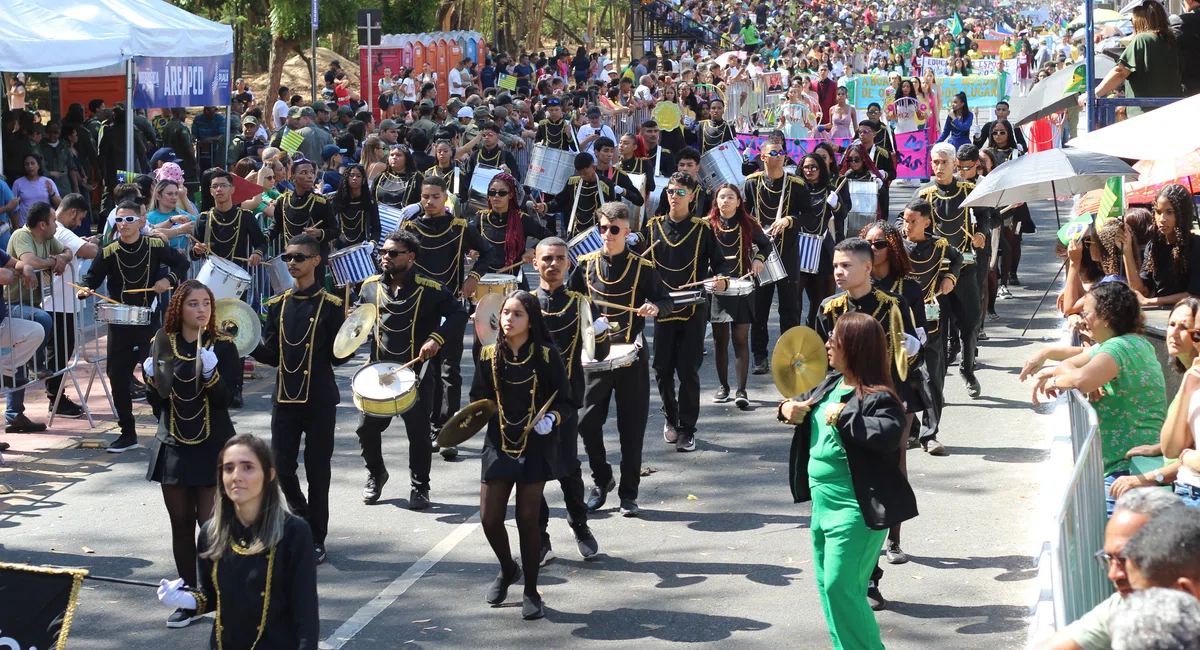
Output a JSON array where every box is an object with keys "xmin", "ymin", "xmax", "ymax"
[
  {"xmin": 740, "ymin": 23, "xmax": 761, "ymax": 53},
  {"xmin": 161, "ymin": 108, "xmax": 198, "ymax": 183}
]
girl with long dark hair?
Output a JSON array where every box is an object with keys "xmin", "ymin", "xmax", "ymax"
[
  {"xmin": 936, "ymin": 92, "xmax": 973, "ymax": 150},
  {"xmin": 470, "ymin": 173, "xmax": 551, "ymax": 273},
  {"xmin": 144, "ymin": 280, "xmax": 241, "ymax": 628},
  {"xmin": 371, "ymin": 145, "xmax": 423, "ymax": 209},
  {"xmin": 779, "ymin": 313, "xmax": 916, "ymax": 650},
  {"xmin": 1126, "ymin": 183, "xmax": 1200, "ymax": 307},
  {"xmin": 798, "ymin": 153, "xmax": 840, "ymax": 324},
  {"xmin": 332, "ymin": 163, "xmax": 379, "ymax": 248},
  {"xmin": 707, "ymin": 183, "xmax": 771, "ymax": 406},
  {"xmin": 469, "ymin": 290, "xmax": 573, "ymax": 619},
  {"xmin": 156, "ymin": 433, "xmax": 319, "ymax": 647}
]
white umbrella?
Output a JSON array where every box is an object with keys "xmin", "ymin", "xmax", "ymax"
[{"xmin": 1067, "ymin": 94, "xmax": 1198, "ymax": 160}]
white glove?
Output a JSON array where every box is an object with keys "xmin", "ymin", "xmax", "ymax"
[
  {"xmin": 592, "ymin": 317, "xmax": 609, "ymax": 335},
  {"xmin": 826, "ymin": 192, "xmax": 839, "ymax": 209},
  {"xmin": 614, "ymin": 185, "xmax": 625, "ymax": 196},
  {"xmin": 200, "ymin": 346, "xmax": 218, "ymax": 378},
  {"xmin": 625, "ymin": 232, "xmax": 640, "ymax": 247},
  {"xmin": 873, "ymin": 176, "xmax": 884, "ymax": 190},
  {"xmin": 142, "ymin": 357, "xmax": 155, "ymax": 378},
  {"xmin": 915, "ymin": 326, "xmax": 928, "ymax": 345},
  {"xmin": 903, "ymin": 333, "xmax": 921, "ymax": 356},
  {"xmin": 533, "ymin": 413, "xmax": 556, "ymax": 435},
  {"xmin": 157, "ymin": 578, "xmax": 198, "ymax": 610}
]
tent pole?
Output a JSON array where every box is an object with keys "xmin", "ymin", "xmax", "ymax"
[
  {"xmin": 126, "ymin": 60, "xmax": 136, "ymax": 174},
  {"xmin": 1052, "ymin": 180, "xmax": 1061, "ymax": 229}
]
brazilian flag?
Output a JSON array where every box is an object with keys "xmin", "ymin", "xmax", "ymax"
[
  {"xmin": 949, "ymin": 13, "xmax": 964, "ymax": 37},
  {"xmin": 1057, "ymin": 213, "xmax": 1093, "ymax": 245}
]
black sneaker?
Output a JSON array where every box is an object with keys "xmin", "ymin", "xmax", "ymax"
[
  {"xmin": 166, "ymin": 607, "xmax": 197, "ymax": 628},
  {"xmin": 867, "ymin": 581, "xmax": 887, "ymax": 610},
  {"xmin": 362, "ymin": 470, "xmax": 389, "ymax": 504},
  {"xmin": 486, "ymin": 562, "xmax": 522, "ymax": 604},
  {"xmin": 573, "ymin": 524, "xmax": 599, "ymax": 558},
  {"xmin": 6, "ymin": 413, "xmax": 47, "ymax": 433},
  {"xmin": 961, "ymin": 369, "xmax": 981, "ymax": 398},
  {"xmin": 0, "ymin": 441, "xmax": 9, "ymax": 451},
  {"xmin": 440, "ymin": 445, "xmax": 458, "ymax": 461},
  {"xmin": 713, "ymin": 385, "xmax": 731, "ymax": 403},
  {"xmin": 947, "ymin": 345, "xmax": 961, "ymax": 366},
  {"xmin": 130, "ymin": 377, "xmax": 147, "ymax": 402},
  {"xmin": 408, "ymin": 488, "xmax": 430, "ymax": 510},
  {"xmin": 522, "ymin": 593, "xmax": 546, "ymax": 620},
  {"xmin": 539, "ymin": 539, "xmax": 555, "ymax": 566},
  {"xmin": 752, "ymin": 358, "xmax": 769, "ymax": 375},
  {"xmin": 907, "ymin": 436, "xmax": 922, "ymax": 450},
  {"xmin": 106, "ymin": 432, "xmax": 139, "ymax": 453},
  {"xmin": 619, "ymin": 498, "xmax": 640, "ymax": 517},
  {"xmin": 586, "ymin": 478, "xmax": 616, "ymax": 511},
  {"xmin": 663, "ymin": 422, "xmax": 678, "ymax": 444},
  {"xmin": 314, "ymin": 544, "xmax": 327, "ymax": 565},
  {"xmin": 231, "ymin": 389, "xmax": 244, "ymax": 409},
  {"xmin": 676, "ymin": 432, "xmax": 696, "ymax": 452},
  {"xmin": 50, "ymin": 397, "xmax": 84, "ymax": 419},
  {"xmin": 1010, "ymin": 275, "xmax": 1021, "ymax": 286},
  {"xmin": 734, "ymin": 389, "xmax": 750, "ymax": 409}
]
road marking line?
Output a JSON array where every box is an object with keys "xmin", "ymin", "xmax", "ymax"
[{"xmin": 320, "ymin": 511, "xmax": 481, "ymax": 649}]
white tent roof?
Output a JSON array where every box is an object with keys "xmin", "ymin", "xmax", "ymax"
[
  {"xmin": 32, "ymin": 0, "xmax": 233, "ymax": 60},
  {"xmin": 0, "ymin": 0, "xmax": 130, "ymax": 73}
]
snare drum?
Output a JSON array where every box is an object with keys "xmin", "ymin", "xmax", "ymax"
[
  {"xmin": 195, "ymin": 255, "xmax": 252, "ymax": 301},
  {"xmin": 378, "ymin": 204, "xmax": 406, "ymax": 233},
  {"xmin": 624, "ymin": 172, "xmax": 647, "ymax": 221},
  {"xmin": 698, "ymin": 143, "xmax": 745, "ymax": 193},
  {"xmin": 757, "ymin": 245, "xmax": 788, "ymax": 286},
  {"xmin": 267, "ymin": 255, "xmax": 294, "ymax": 295},
  {"xmin": 797, "ymin": 232, "xmax": 823, "ymax": 275},
  {"xmin": 95, "ymin": 303, "xmax": 152, "ymax": 326},
  {"xmin": 473, "ymin": 273, "xmax": 519, "ymax": 303},
  {"xmin": 670, "ymin": 290, "xmax": 706, "ymax": 307},
  {"xmin": 705, "ymin": 277, "xmax": 755, "ymax": 296},
  {"xmin": 567, "ymin": 227, "xmax": 603, "ymax": 266},
  {"xmin": 352, "ymin": 362, "xmax": 419, "ymax": 417},
  {"xmin": 467, "ymin": 165, "xmax": 503, "ymax": 213},
  {"xmin": 582, "ymin": 342, "xmax": 641, "ymax": 372},
  {"xmin": 328, "ymin": 241, "xmax": 377, "ymax": 287},
  {"xmin": 526, "ymin": 144, "xmax": 576, "ymax": 195}
]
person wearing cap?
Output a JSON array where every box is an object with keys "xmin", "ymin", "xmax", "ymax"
[
  {"xmin": 458, "ymin": 106, "xmax": 481, "ymax": 142},
  {"xmin": 334, "ymin": 105, "xmax": 355, "ymax": 132},
  {"xmin": 377, "ymin": 119, "xmax": 401, "ymax": 147},
  {"xmin": 535, "ymin": 152, "xmax": 620, "ymax": 238},
  {"xmin": 161, "ymin": 108, "xmax": 199, "ymax": 183},
  {"xmin": 270, "ymin": 105, "xmax": 304, "ymax": 149},
  {"xmin": 534, "ymin": 98, "xmax": 579, "ymax": 152},
  {"xmin": 466, "ymin": 123, "xmax": 522, "ymax": 193},
  {"xmin": 577, "ymin": 106, "xmax": 616, "ymax": 156},
  {"xmin": 411, "ymin": 103, "xmax": 440, "ymax": 143},
  {"xmin": 319, "ymin": 144, "xmax": 347, "ymax": 194},
  {"xmin": 296, "ymin": 105, "xmax": 335, "ymax": 165},
  {"xmin": 228, "ymin": 115, "xmax": 267, "ymax": 163},
  {"xmin": 311, "ymin": 100, "xmax": 334, "ymax": 132}
]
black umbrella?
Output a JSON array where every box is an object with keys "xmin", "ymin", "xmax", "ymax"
[{"xmin": 1009, "ymin": 57, "xmax": 1116, "ymax": 127}]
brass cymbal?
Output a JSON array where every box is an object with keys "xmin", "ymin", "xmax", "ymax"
[
  {"xmin": 437, "ymin": 399, "xmax": 497, "ymax": 447},
  {"xmin": 771, "ymin": 326, "xmax": 829, "ymax": 398},
  {"xmin": 214, "ymin": 298, "xmax": 262, "ymax": 357},
  {"xmin": 579, "ymin": 297, "xmax": 595, "ymax": 361},
  {"xmin": 520, "ymin": 391, "xmax": 559, "ymax": 440},
  {"xmin": 334, "ymin": 303, "xmax": 378, "ymax": 358},
  {"xmin": 474, "ymin": 292, "xmax": 505, "ymax": 346}
]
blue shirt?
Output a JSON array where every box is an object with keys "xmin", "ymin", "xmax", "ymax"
[
  {"xmin": 514, "ymin": 64, "xmax": 534, "ymax": 88},
  {"xmin": 0, "ymin": 180, "xmax": 14, "ymax": 225},
  {"xmin": 480, "ymin": 66, "xmax": 496, "ymax": 89},
  {"xmin": 191, "ymin": 113, "xmax": 227, "ymax": 142}
]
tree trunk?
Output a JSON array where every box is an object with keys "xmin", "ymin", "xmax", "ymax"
[{"xmin": 267, "ymin": 34, "xmax": 298, "ymax": 117}]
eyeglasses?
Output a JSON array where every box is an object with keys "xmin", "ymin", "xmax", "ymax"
[
  {"xmin": 210, "ymin": 183, "xmax": 233, "ymax": 190},
  {"xmin": 113, "ymin": 215, "xmax": 140, "ymax": 224},
  {"xmin": 869, "ymin": 240, "xmax": 889, "ymax": 250},
  {"xmin": 487, "ymin": 189, "xmax": 510, "ymax": 197},
  {"xmin": 1094, "ymin": 549, "xmax": 1125, "ymax": 571},
  {"xmin": 279, "ymin": 253, "xmax": 315, "ymax": 263},
  {"xmin": 382, "ymin": 249, "xmax": 410, "ymax": 258},
  {"xmin": 666, "ymin": 188, "xmax": 690, "ymax": 196},
  {"xmin": 846, "ymin": 157, "xmax": 862, "ymax": 163},
  {"xmin": 599, "ymin": 224, "xmax": 623, "ymax": 235}
]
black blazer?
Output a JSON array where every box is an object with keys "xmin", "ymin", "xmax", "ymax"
[{"xmin": 787, "ymin": 372, "xmax": 919, "ymax": 530}]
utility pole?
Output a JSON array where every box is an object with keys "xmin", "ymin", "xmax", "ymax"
[{"xmin": 311, "ymin": 0, "xmax": 319, "ymax": 102}]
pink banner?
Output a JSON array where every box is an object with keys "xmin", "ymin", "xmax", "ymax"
[
  {"xmin": 735, "ymin": 133, "xmax": 853, "ymax": 163},
  {"xmin": 894, "ymin": 131, "xmax": 928, "ymax": 179}
]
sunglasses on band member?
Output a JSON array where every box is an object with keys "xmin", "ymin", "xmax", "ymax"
[
  {"xmin": 666, "ymin": 188, "xmax": 690, "ymax": 196},
  {"xmin": 869, "ymin": 240, "xmax": 889, "ymax": 250},
  {"xmin": 113, "ymin": 215, "xmax": 140, "ymax": 224},
  {"xmin": 599, "ymin": 224, "xmax": 623, "ymax": 235},
  {"xmin": 279, "ymin": 253, "xmax": 315, "ymax": 263},
  {"xmin": 763, "ymin": 150, "xmax": 787, "ymax": 157},
  {"xmin": 846, "ymin": 157, "xmax": 862, "ymax": 163},
  {"xmin": 382, "ymin": 249, "xmax": 411, "ymax": 258},
  {"xmin": 992, "ymin": 131, "xmax": 1008, "ymax": 136},
  {"xmin": 487, "ymin": 189, "xmax": 510, "ymax": 197}
]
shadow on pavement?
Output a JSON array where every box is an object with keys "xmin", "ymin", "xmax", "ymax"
[
  {"xmin": 907, "ymin": 553, "xmax": 1036, "ymax": 582},
  {"xmin": 885, "ymin": 600, "xmax": 1030, "ymax": 635},
  {"xmin": 549, "ymin": 606, "xmax": 771, "ymax": 642},
  {"xmin": 557, "ymin": 554, "xmax": 802, "ymax": 587}
]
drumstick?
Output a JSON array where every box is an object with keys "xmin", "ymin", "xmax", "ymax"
[
  {"xmin": 123, "ymin": 287, "xmax": 168, "ymax": 293},
  {"xmin": 495, "ymin": 260, "xmax": 525, "ymax": 274},
  {"xmin": 377, "ymin": 356, "xmax": 423, "ymax": 387},
  {"xmin": 999, "ymin": 205, "xmax": 1018, "ymax": 214},
  {"xmin": 591, "ymin": 299, "xmax": 641, "ymax": 314},
  {"xmin": 834, "ymin": 176, "xmax": 849, "ymax": 194},
  {"xmin": 676, "ymin": 276, "xmax": 727, "ymax": 289},
  {"xmin": 68, "ymin": 282, "xmax": 121, "ymax": 305}
]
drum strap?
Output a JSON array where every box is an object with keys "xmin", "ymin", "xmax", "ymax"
[
  {"xmin": 567, "ymin": 180, "xmax": 604, "ymax": 237},
  {"xmin": 654, "ymin": 145, "xmax": 662, "ymax": 178}
]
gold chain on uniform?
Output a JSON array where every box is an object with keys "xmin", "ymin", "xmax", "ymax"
[
  {"xmin": 276, "ymin": 294, "xmax": 323, "ymax": 403},
  {"xmin": 166, "ymin": 333, "xmax": 212, "ymax": 444},
  {"xmin": 493, "ymin": 345, "xmax": 538, "ymax": 459},
  {"xmin": 213, "ymin": 545, "xmax": 276, "ymax": 650}
]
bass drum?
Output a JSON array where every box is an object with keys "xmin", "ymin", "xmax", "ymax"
[{"xmin": 467, "ymin": 165, "xmax": 504, "ymax": 214}]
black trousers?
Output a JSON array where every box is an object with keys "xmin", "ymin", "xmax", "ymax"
[
  {"xmin": 45, "ymin": 312, "xmax": 77, "ymax": 398},
  {"xmin": 432, "ymin": 313, "xmax": 467, "ymax": 428},
  {"xmin": 271, "ymin": 403, "xmax": 336, "ymax": 545},
  {"xmin": 653, "ymin": 311, "xmax": 706, "ymax": 436},
  {"xmin": 945, "ymin": 263, "xmax": 981, "ymax": 374},
  {"xmin": 795, "ymin": 271, "xmax": 832, "ymax": 329},
  {"xmin": 107, "ymin": 323, "xmax": 154, "ymax": 435},
  {"xmin": 579, "ymin": 346, "xmax": 650, "ymax": 501},
  {"xmin": 751, "ymin": 275, "xmax": 801, "ymax": 361},
  {"xmin": 917, "ymin": 327, "xmax": 946, "ymax": 442},
  {"xmin": 539, "ymin": 410, "xmax": 588, "ymax": 542},
  {"xmin": 354, "ymin": 366, "xmax": 434, "ymax": 491}
]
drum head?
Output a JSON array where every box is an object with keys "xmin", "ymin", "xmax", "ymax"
[
  {"xmin": 206, "ymin": 255, "xmax": 251, "ymax": 280},
  {"xmin": 353, "ymin": 363, "xmax": 416, "ymax": 400},
  {"xmin": 579, "ymin": 297, "xmax": 595, "ymax": 361},
  {"xmin": 474, "ymin": 293, "xmax": 504, "ymax": 346}
]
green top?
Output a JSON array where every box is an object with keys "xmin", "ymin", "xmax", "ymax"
[
  {"xmin": 741, "ymin": 25, "xmax": 761, "ymax": 46},
  {"xmin": 1088, "ymin": 335, "xmax": 1166, "ymax": 475},
  {"xmin": 6, "ymin": 226, "xmax": 66, "ymax": 307},
  {"xmin": 1118, "ymin": 32, "xmax": 1183, "ymax": 101},
  {"xmin": 808, "ymin": 379, "xmax": 857, "ymax": 500}
]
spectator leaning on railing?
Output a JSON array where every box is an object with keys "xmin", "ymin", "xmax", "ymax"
[
  {"xmin": 1083, "ymin": 0, "xmax": 1183, "ymax": 113},
  {"xmin": 1028, "ymin": 282, "xmax": 1167, "ymax": 515}
]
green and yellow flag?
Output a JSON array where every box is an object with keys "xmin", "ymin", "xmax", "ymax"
[
  {"xmin": 1062, "ymin": 64, "xmax": 1087, "ymax": 96},
  {"xmin": 497, "ymin": 74, "xmax": 517, "ymax": 91},
  {"xmin": 1095, "ymin": 176, "xmax": 1125, "ymax": 229},
  {"xmin": 280, "ymin": 130, "xmax": 305, "ymax": 154},
  {"xmin": 949, "ymin": 13, "xmax": 964, "ymax": 37},
  {"xmin": 1057, "ymin": 213, "xmax": 1093, "ymax": 245}
]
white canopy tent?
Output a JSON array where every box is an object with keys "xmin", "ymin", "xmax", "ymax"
[
  {"xmin": 27, "ymin": 0, "xmax": 233, "ymax": 62},
  {"xmin": 0, "ymin": 0, "xmax": 130, "ymax": 74}
]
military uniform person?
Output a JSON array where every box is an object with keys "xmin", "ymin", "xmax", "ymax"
[
  {"xmin": 269, "ymin": 163, "xmax": 338, "ymax": 284},
  {"xmin": 904, "ymin": 232, "xmax": 963, "ymax": 447},
  {"xmin": 544, "ymin": 164, "xmax": 622, "ymax": 239}
]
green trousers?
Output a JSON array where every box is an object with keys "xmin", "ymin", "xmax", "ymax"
[{"xmin": 811, "ymin": 488, "xmax": 888, "ymax": 650}]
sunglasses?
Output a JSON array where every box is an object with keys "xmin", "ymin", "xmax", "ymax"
[
  {"xmin": 113, "ymin": 215, "xmax": 140, "ymax": 224},
  {"xmin": 279, "ymin": 253, "xmax": 315, "ymax": 263},
  {"xmin": 599, "ymin": 224, "xmax": 623, "ymax": 235},
  {"xmin": 487, "ymin": 189, "xmax": 510, "ymax": 197},
  {"xmin": 764, "ymin": 150, "xmax": 787, "ymax": 157},
  {"xmin": 382, "ymin": 249, "xmax": 411, "ymax": 258},
  {"xmin": 957, "ymin": 165, "xmax": 976, "ymax": 172},
  {"xmin": 992, "ymin": 131, "xmax": 1008, "ymax": 136},
  {"xmin": 869, "ymin": 240, "xmax": 889, "ymax": 250},
  {"xmin": 666, "ymin": 188, "xmax": 690, "ymax": 196},
  {"xmin": 1186, "ymin": 328, "xmax": 1200, "ymax": 343},
  {"xmin": 801, "ymin": 164, "xmax": 820, "ymax": 171},
  {"xmin": 846, "ymin": 157, "xmax": 862, "ymax": 163}
]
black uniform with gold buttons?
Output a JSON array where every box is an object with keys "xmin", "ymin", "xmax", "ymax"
[
  {"xmin": 815, "ymin": 288, "xmax": 920, "ymax": 402},
  {"xmin": 535, "ymin": 118, "xmax": 579, "ymax": 151},
  {"xmin": 371, "ymin": 170, "xmax": 423, "ymax": 209},
  {"xmin": 710, "ymin": 215, "xmax": 771, "ymax": 324},
  {"xmin": 617, "ymin": 155, "xmax": 658, "ymax": 203},
  {"xmin": 743, "ymin": 171, "xmax": 810, "ymax": 361},
  {"xmin": 471, "ymin": 209, "xmax": 554, "ymax": 272},
  {"xmin": 355, "ymin": 271, "xmax": 466, "ymax": 493},
  {"xmin": 547, "ymin": 175, "xmax": 620, "ymax": 239},
  {"xmin": 695, "ymin": 119, "xmax": 737, "ymax": 153},
  {"xmin": 268, "ymin": 190, "xmax": 338, "ymax": 285},
  {"xmin": 641, "ymin": 214, "xmax": 728, "ymax": 439},
  {"xmin": 193, "ymin": 207, "xmax": 269, "ymax": 262},
  {"xmin": 904, "ymin": 235, "xmax": 963, "ymax": 445},
  {"xmin": 872, "ymin": 269, "xmax": 930, "ymax": 414},
  {"xmin": 567, "ymin": 248, "xmax": 671, "ymax": 504},
  {"xmin": 332, "ymin": 190, "xmax": 380, "ymax": 248},
  {"xmin": 251, "ymin": 283, "xmax": 350, "ymax": 546},
  {"xmin": 916, "ymin": 178, "xmax": 982, "ymax": 379}
]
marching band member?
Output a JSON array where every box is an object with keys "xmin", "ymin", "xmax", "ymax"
[
  {"xmin": 799, "ymin": 153, "xmax": 845, "ymax": 322},
  {"xmin": 744, "ymin": 141, "xmax": 810, "ymax": 374},
  {"xmin": 654, "ymin": 147, "xmax": 711, "ymax": 218},
  {"xmin": 532, "ymin": 237, "xmax": 608, "ymax": 562},
  {"xmin": 466, "ymin": 124, "xmax": 521, "ymax": 195},
  {"xmin": 641, "ymin": 172, "xmax": 729, "ymax": 451},
  {"xmin": 371, "ymin": 144, "xmax": 424, "ymax": 210},
  {"xmin": 355, "ymin": 230, "xmax": 466, "ymax": 509},
  {"xmin": 268, "ymin": 159, "xmax": 337, "ymax": 285},
  {"xmin": 251, "ymin": 234, "xmax": 351, "ymax": 564},
  {"xmin": 916, "ymin": 142, "xmax": 987, "ymax": 398},
  {"xmin": 707, "ymin": 183, "xmax": 769, "ymax": 407},
  {"xmin": 537, "ymin": 153, "xmax": 621, "ymax": 239},
  {"xmin": 470, "ymin": 173, "xmax": 552, "ymax": 274},
  {"xmin": 424, "ymin": 139, "xmax": 467, "ymax": 203},
  {"xmin": 640, "ymin": 120, "xmax": 676, "ymax": 179},
  {"xmin": 617, "ymin": 133, "xmax": 657, "ymax": 203},
  {"xmin": 694, "ymin": 98, "xmax": 738, "ymax": 154},
  {"xmin": 843, "ymin": 132, "xmax": 894, "ymax": 222},
  {"xmin": 143, "ymin": 280, "xmax": 240, "ymax": 629},
  {"xmin": 567, "ymin": 203, "xmax": 671, "ymax": 516},
  {"xmin": 594, "ymin": 139, "xmax": 645, "ymax": 210},
  {"xmin": 470, "ymin": 290, "xmax": 574, "ymax": 620},
  {"xmin": 400, "ymin": 175, "xmax": 495, "ymax": 458},
  {"xmin": 901, "ymin": 199, "xmax": 963, "ymax": 456},
  {"xmin": 156, "ymin": 434, "xmax": 319, "ymax": 648},
  {"xmin": 83, "ymin": 200, "xmax": 191, "ymax": 453},
  {"xmin": 534, "ymin": 97, "xmax": 579, "ymax": 151},
  {"xmin": 331, "ymin": 163, "xmax": 380, "ymax": 248}
]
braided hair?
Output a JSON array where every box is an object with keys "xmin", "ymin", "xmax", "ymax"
[
  {"xmin": 706, "ymin": 182, "xmax": 760, "ymax": 266},
  {"xmin": 861, "ymin": 220, "xmax": 914, "ymax": 276},
  {"xmin": 163, "ymin": 280, "xmax": 219, "ymax": 343},
  {"xmin": 1146, "ymin": 183, "xmax": 1196, "ymax": 281},
  {"xmin": 490, "ymin": 173, "xmax": 525, "ymax": 267}
]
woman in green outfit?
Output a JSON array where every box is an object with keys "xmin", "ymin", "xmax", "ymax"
[
  {"xmin": 1030, "ymin": 281, "xmax": 1167, "ymax": 515},
  {"xmin": 779, "ymin": 313, "xmax": 917, "ymax": 650}
]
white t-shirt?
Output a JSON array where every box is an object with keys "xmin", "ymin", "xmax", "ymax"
[
  {"xmin": 1182, "ymin": 394, "xmax": 1200, "ymax": 487},
  {"xmin": 50, "ymin": 226, "xmax": 90, "ymax": 314},
  {"xmin": 273, "ymin": 99, "xmax": 289, "ymax": 129},
  {"xmin": 577, "ymin": 123, "xmax": 616, "ymax": 155},
  {"xmin": 400, "ymin": 78, "xmax": 417, "ymax": 103},
  {"xmin": 449, "ymin": 67, "xmax": 465, "ymax": 96},
  {"xmin": 634, "ymin": 84, "xmax": 655, "ymax": 103}
]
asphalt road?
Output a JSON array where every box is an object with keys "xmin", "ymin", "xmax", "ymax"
[{"xmin": 0, "ymin": 192, "xmax": 1066, "ymax": 650}]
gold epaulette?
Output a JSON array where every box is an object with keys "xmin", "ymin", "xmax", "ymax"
[
  {"xmin": 636, "ymin": 254, "xmax": 655, "ymax": 268},
  {"xmin": 263, "ymin": 289, "xmax": 292, "ymax": 307},
  {"xmin": 745, "ymin": 171, "xmax": 764, "ymax": 182},
  {"xmin": 917, "ymin": 185, "xmax": 938, "ymax": 199},
  {"xmin": 146, "ymin": 237, "xmax": 165, "ymax": 248},
  {"xmin": 213, "ymin": 331, "xmax": 236, "ymax": 343},
  {"xmin": 934, "ymin": 238, "xmax": 948, "ymax": 252},
  {"xmin": 822, "ymin": 293, "xmax": 849, "ymax": 314},
  {"xmin": 103, "ymin": 241, "xmax": 122, "ymax": 257},
  {"xmin": 692, "ymin": 217, "xmax": 712, "ymax": 228},
  {"xmin": 567, "ymin": 290, "xmax": 588, "ymax": 303},
  {"xmin": 451, "ymin": 217, "xmax": 468, "ymax": 229},
  {"xmin": 873, "ymin": 289, "xmax": 899, "ymax": 306},
  {"xmin": 788, "ymin": 175, "xmax": 806, "ymax": 185},
  {"xmin": 538, "ymin": 119, "xmax": 551, "ymax": 126},
  {"xmin": 320, "ymin": 290, "xmax": 343, "ymax": 307},
  {"xmin": 877, "ymin": 149, "xmax": 891, "ymax": 159},
  {"xmin": 957, "ymin": 180, "xmax": 976, "ymax": 191},
  {"xmin": 414, "ymin": 275, "xmax": 443, "ymax": 290},
  {"xmin": 541, "ymin": 347, "xmax": 551, "ymax": 362},
  {"xmin": 480, "ymin": 344, "xmax": 496, "ymax": 361},
  {"xmin": 362, "ymin": 274, "xmax": 381, "ymax": 285},
  {"xmin": 312, "ymin": 194, "xmax": 328, "ymax": 204},
  {"xmin": 577, "ymin": 251, "xmax": 601, "ymax": 262}
]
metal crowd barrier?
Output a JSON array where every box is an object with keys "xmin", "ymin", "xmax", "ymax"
[{"xmin": 1050, "ymin": 389, "xmax": 1111, "ymax": 628}]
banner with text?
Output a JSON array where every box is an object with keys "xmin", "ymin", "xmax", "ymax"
[
  {"xmin": 735, "ymin": 134, "xmax": 852, "ymax": 162},
  {"xmin": 894, "ymin": 131, "xmax": 929, "ymax": 179},
  {"xmin": 134, "ymin": 55, "xmax": 233, "ymax": 109},
  {"xmin": 848, "ymin": 73, "xmax": 1006, "ymax": 110},
  {"xmin": 919, "ymin": 57, "xmax": 1000, "ymax": 76}
]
